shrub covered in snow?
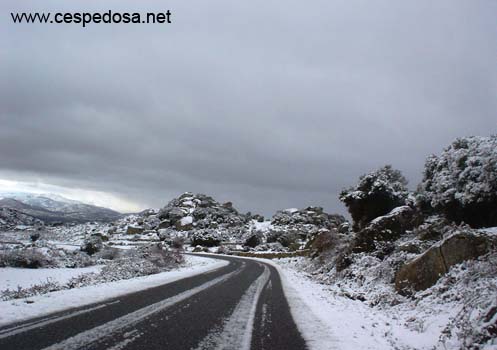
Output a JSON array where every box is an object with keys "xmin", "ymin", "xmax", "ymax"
[
  {"xmin": 1, "ymin": 278, "xmax": 62, "ymax": 300},
  {"xmin": 1, "ymin": 244, "xmax": 185, "ymax": 300},
  {"xmin": 340, "ymin": 165, "xmax": 409, "ymax": 230},
  {"xmin": 0, "ymin": 248, "xmax": 53, "ymax": 268},
  {"xmin": 244, "ymin": 233, "xmax": 263, "ymax": 248},
  {"xmin": 418, "ymin": 135, "xmax": 497, "ymax": 228},
  {"xmin": 67, "ymin": 246, "xmax": 184, "ymax": 288},
  {"xmin": 0, "ymin": 241, "xmax": 94, "ymax": 269},
  {"xmin": 170, "ymin": 236, "xmax": 185, "ymax": 249},
  {"xmin": 80, "ymin": 235, "xmax": 103, "ymax": 255}
]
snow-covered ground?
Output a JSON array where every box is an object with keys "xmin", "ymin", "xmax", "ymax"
[
  {"xmin": 0, "ymin": 266, "xmax": 103, "ymax": 291},
  {"xmin": 0, "ymin": 255, "xmax": 227, "ymax": 327},
  {"xmin": 267, "ymin": 256, "xmax": 497, "ymax": 350},
  {"xmin": 272, "ymin": 258, "xmax": 433, "ymax": 350}
]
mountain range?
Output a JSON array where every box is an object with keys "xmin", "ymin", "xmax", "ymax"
[{"xmin": 0, "ymin": 192, "xmax": 122, "ymax": 224}]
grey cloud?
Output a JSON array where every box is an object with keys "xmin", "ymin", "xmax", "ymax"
[{"xmin": 1, "ymin": 0, "xmax": 496, "ymax": 215}]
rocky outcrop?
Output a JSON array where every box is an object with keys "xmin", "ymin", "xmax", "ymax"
[
  {"xmin": 268, "ymin": 207, "xmax": 347, "ymax": 249},
  {"xmin": 352, "ymin": 205, "xmax": 422, "ymax": 253},
  {"xmin": 126, "ymin": 225, "xmax": 144, "ymax": 235},
  {"xmin": 107, "ymin": 193, "xmax": 259, "ymax": 246},
  {"xmin": 413, "ymin": 215, "xmax": 451, "ymax": 241},
  {"xmin": 157, "ymin": 193, "xmax": 250, "ymax": 234},
  {"xmin": 395, "ymin": 229, "xmax": 496, "ymax": 294},
  {"xmin": 271, "ymin": 207, "xmax": 345, "ymax": 228},
  {"xmin": 191, "ymin": 230, "xmax": 222, "ymax": 247}
]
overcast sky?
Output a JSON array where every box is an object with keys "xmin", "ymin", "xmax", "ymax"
[{"xmin": 1, "ymin": 0, "xmax": 496, "ymax": 215}]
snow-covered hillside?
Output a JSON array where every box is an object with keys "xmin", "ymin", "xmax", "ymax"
[{"xmin": 0, "ymin": 193, "xmax": 122, "ymax": 223}]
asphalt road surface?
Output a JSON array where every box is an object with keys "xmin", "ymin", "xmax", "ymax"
[{"xmin": 0, "ymin": 254, "xmax": 308, "ymax": 350}]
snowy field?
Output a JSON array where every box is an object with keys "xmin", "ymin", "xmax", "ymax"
[
  {"xmin": 0, "ymin": 265, "xmax": 103, "ymax": 291},
  {"xmin": 0, "ymin": 255, "xmax": 227, "ymax": 326}
]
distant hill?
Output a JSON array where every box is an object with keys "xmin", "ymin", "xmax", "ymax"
[
  {"xmin": 0, "ymin": 193, "xmax": 122, "ymax": 224},
  {"xmin": 0, "ymin": 206, "xmax": 43, "ymax": 230}
]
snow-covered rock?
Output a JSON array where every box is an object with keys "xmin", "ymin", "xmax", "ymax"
[{"xmin": 395, "ymin": 228, "xmax": 497, "ymax": 294}]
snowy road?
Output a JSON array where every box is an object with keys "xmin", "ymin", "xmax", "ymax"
[{"xmin": 0, "ymin": 254, "xmax": 307, "ymax": 350}]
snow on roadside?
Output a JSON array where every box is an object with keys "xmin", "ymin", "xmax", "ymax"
[
  {"xmin": 0, "ymin": 255, "xmax": 228, "ymax": 327},
  {"xmin": 0, "ymin": 266, "xmax": 103, "ymax": 291},
  {"xmin": 272, "ymin": 259, "xmax": 420, "ymax": 350},
  {"xmin": 227, "ymin": 254, "xmax": 435, "ymax": 350}
]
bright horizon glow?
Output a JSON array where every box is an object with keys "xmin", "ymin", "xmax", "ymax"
[{"xmin": 0, "ymin": 179, "xmax": 145, "ymax": 213}]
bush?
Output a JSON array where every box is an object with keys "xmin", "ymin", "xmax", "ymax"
[
  {"xmin": 244, "ymin": 234, "xmax": 262, "ymax": 248},
  {"xmin": 81, "ymin": 236, "xmax": 103, "ymax": 256},
  {"xmin": 170, "ymin": 237, "xmax": 185, "ymax": 249},
  {"xmin": 95, "ymin": 247, "xmax": 121, "ymax": 260},
  {"xmin": 340, "ymin": 165, "xmax": 409, "ymax": 230},
  {"xmin": 0, "ymin": 248, "xmax": 52, "ymax": 268},
  {"xmin": 1, "ymin": 279, "xmax": 61, "ymax": 300},
  {"xmin": 418, "ymin": 135, "xmax": 497, "ymax": 228}
]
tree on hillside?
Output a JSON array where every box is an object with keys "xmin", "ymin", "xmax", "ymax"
[
  {"xmin": 340, "ymin": 165, "xmax": 409, "ymax": 230},
  {"xmin": 417, "ymin": 135, "xmax": 497, "ymax": 228}
]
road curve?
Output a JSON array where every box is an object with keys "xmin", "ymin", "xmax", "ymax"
[{"xmin": 0, "ymin": 254, "xmax": 307, "ymax": 350}]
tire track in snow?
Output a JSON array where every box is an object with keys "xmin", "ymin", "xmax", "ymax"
[
  {"xmin": 0, "ymin": 300, "xmax": 121, "ymax": 339},
  {"xmin": 41, "ymin": 265, "xmax": 245, "ymax": 350},
  {"xmin": 194, "ymin": 264, "xmax": 271, "ymax": 350}
]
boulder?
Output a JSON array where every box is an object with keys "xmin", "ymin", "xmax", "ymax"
[
  {"xmin": 440, "ymin": 231, "xmax": 492, "ymax": 268},
  {"xmin": 309, "ymin": 229, "xmax": 337, "ymax": 257},
  {"xmin": 352, "ymin": 206, "xmax": 421, "ymax": 253},
  {"xmin": 126, "ymin": 225, "xmax": 144, "ymax": 235},
  {"xmin": 414, "ymin": 215, "xmax": 450, "ymax": 241},
  {"xmin": 191, "ymin": 231, "xmax": 221, "ymax": 247},
  {"xmin": 338, "ymin": 222, "xmax": 350, "ymax": 234},
  {"xmin": 175, "ymin": 216, "xmax": 193, "ymax": 231},
  {"xmin": 167, "ymin": 208, "xmax": 186, "ymax": 221},
  {"xmin": 395, "ymin": 246, "xmax": 447, "ymax": 294},
  {"xmin": 158, "ymin": 220, "xmax": 172, "ymax": 229},
  {"xmin": 395, "ymin": 230, "xmax": 496, "ymax": 294}
]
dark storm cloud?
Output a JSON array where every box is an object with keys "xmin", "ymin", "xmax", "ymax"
[{"xmin": 1, "ymin": 0, "xmax": 496, "ymax": 215}]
